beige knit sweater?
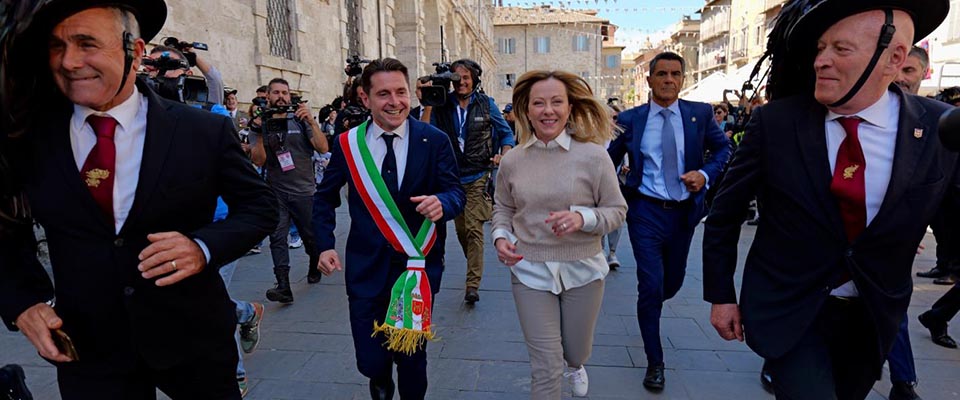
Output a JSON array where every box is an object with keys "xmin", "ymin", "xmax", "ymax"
[{"xmin": 492, "ymin": 134, "xmax": 627, "ymax": 262}]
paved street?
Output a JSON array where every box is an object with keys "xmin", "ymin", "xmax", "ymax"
[{"xmin": 3, "ymin": 209, "xmax": 959, "ymax": 399}]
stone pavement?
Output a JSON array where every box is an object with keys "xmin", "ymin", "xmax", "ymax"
[{"xmin": 3, "ymin": 210, "xmax": 959, "ymax": 399}]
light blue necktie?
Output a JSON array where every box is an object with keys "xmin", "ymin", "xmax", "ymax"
[{"xmin": 660, "ymin": 108, "xmax": 683, "ymax": 200}]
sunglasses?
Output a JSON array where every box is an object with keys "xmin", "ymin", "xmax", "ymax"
[{"xmin": 714, "ymin": 110, "xmax": 725, "ymax": 114}]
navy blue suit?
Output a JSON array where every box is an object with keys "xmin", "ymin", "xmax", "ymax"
[
  {"xmin": 609, "ymin": 99, "xmax": 730, "ymax": 366},
  {"xmin": 312, "ymin": 116, "xmax": 464, "ymax": 398}
]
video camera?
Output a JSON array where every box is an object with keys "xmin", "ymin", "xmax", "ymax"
[
  {"xmin": 345, "ymin": 55, "xmax": 372, "ymax": 78},
  {"xmin": 340, "ymin": 104, "xmax": 370, "ymax": 131},
  {"xmin": 140, "ymin": 54, "xmax": 209, "ymax": 105},
  {"xmin": 260, "ymin": 96, "xmax": 309, "ymax": 137},
  {"xmin": 161, "ymin": 37, "xmax": 208, "ymax": 67},
  {"xmin": 419, "ymin": 62, "xmax": 461, "ymax": 107}
]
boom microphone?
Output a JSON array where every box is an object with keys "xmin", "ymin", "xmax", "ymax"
[{"xmin": 938, "ymin": 108, "xmax": 960, "ymax": 151}]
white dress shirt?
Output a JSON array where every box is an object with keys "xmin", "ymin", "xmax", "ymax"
[
  {"xmin": 639, "ymin": 101, "xmax": 709, "ymax": 201},
  {"xmin": 366, "ymin": 120, "xmax": 410, "ymax": 185},
  {"xmin": 70, "ymin": 88, "xmax": 147, "ymax": 234},
  {"xmin": 491, "ymin": 131, "xmax": 608, "ymax": 294},
  {"xmin": 825, "ymin": 90, "xmax": 900, "ymax": 297}
]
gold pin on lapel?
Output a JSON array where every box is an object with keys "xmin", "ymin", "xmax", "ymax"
[{"xmin": 914, "ymin": 128, "xmax": 923, "ymax": 139}]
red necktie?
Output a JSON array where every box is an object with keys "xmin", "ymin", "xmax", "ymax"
[
  {"xmin": 830, "ymin": 117, "xmax": 867, "ymax": 242},
  {"xmin": 81, "ymin": 115, "xmax": 118, "ymax": 224}
]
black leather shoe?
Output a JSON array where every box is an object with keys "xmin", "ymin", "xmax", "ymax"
[
  {"xmin": 464, "ymin": 287, "xmax": 480, "ymax": 304},
  {"xmin": 917, "ymin": 265, "xmax": 949, "ymax": 279},
  {"xmin": 368, "ymin": 378, "xmax": 395, "ymax": 400},
  {"xmin": 919, "ymin": 312, "xmax": 957, "ymax": 349},
  {"xmin": 889, "ymin": 381, "xmax": 921, "ymax": 400},
  {"xmin": 760, "ymin": 367, "xmax": 774, "ymax": 394},
  {"xmin": 643, "ymin": 363, "xmax": 665, "ymax": 391},
  {"xmin": 933, "ymin": 274, "xmax": 958, "ymax": 285}
]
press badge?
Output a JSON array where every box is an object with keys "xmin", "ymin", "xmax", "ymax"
[{"xmin": 277, "ymin": 151, "xmax": 296, "ymax": 171}]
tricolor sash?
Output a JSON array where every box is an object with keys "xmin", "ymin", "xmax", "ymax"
[{"xmin": 340, "ymin": 122, "xmax": 437, "ymax": 354}]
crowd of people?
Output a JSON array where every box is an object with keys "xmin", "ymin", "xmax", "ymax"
[{"xmin": 1, "ymin": 0, "xmax": 960, "ymax": 400}]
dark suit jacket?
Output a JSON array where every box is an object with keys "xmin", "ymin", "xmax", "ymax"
[
  {"xmin": 313, "ymin": 116, "xmax": 465, "ymax": 299},
  {"xmin": 703, "ymin": 86, "xmax": 960, "ymax": 365},
  {"xmin": 0, "ymin": 79, "xmax": 278, "ymax": 373},
  {"xmin": 608, "ymin": 99, "xmax": 731, "ymax": 225}
]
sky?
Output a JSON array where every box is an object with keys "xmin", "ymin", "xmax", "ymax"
[{"xmin": 496, "ymin": 0, "xmax": 710, "ymax": 54}]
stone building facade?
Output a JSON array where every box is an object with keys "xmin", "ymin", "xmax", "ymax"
[
  {"xmin": 157, "ymin": 0, "xmax": 495, "ymax": 110},
  {"xmin": 490, "ymin": 6, "xmax": 614, "ymax": 109}
]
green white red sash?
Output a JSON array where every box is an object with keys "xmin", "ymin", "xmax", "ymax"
[{"xmin": 339, "ymin": 121, "xmax": 437, "ymax": 354}]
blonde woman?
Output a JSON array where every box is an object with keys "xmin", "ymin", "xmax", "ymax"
[{"xmin": 492, "ymin": 71, "xmax": 627, "ymax": 399}]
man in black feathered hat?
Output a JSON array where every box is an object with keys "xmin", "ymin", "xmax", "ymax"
[
  {"xmin": 0, "ymin": 1, "xmax": 278, "ymax": 398},
  {"xmin": 702, "ymin": 0, "xmax": 960, "ymax": 398}
]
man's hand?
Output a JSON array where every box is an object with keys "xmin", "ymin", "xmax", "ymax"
[
  {"xmin": 710, "ymin": 303, "xmax": 744, "ymax": 342},
  {"xmin": 411, "ymin": 195, "xmax": 443, "ymax": 222},
  {"xmin": 495, "ymin": 238, "xmax": 523, "ymax": 266},
  {"xmin": 138, "ymin": 232, "xmax": 207, "ymax": 286},
  {"xmin": 680, "ymin": 171, "xmax": 706, "ymax": 193},
  {"xmin": 15, "ymin": 303, "xmax": 72, "ymax": 362},
  {"xmin": 318, "ymin": 249, "xmax": 342, "ymax": 276},
  {"xmin": 295, "ymin": 103, "xmax": 312, "ymax": 121},
  {"xmin": 545, "ymin": 211, "xmax": 584, "ymax": 237},
  {"xmin": 491, "ymin": 154, "xmax": 503, "ymax": 166}
]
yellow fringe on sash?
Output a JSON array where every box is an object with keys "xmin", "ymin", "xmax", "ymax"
[{"xmin": 372, "ymin": 321, "xmax": 436, "ymax": 356}]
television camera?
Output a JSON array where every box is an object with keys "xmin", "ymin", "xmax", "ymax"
[
  {"xmin": 418, "ymin": 62, "xmax": 461, "ymax": 107},
  {"xmin": 140, "ymin": 53, "xmax": 209, "ymax": 105}
]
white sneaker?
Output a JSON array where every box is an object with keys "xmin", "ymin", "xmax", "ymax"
[
  {"xmin": 607, "ymin": 253, "xmax": 620, "ymax": 270},
  {"xmin": 289, "ymin": 237, "xmax": 303, "ymax": 249},
  {"xmin": 564, "ymin": 365, "xmax": 588, "ymax": 397}
]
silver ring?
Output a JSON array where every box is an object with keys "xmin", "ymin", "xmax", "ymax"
[
  {"xmin": 171, "ymin": 260, "xmax": 178, "ymax": 271},
  {"xmin": 561, "ymin": 223, "xmax": 567, "ymax": 230}
]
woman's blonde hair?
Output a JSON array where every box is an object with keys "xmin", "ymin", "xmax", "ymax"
[{"xmin": 511, "ymin": 70, "xmax": 615, "ymax": 145}]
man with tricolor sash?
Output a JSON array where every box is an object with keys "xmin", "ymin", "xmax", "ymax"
[{"xmin": 313, "ymin": 58, "xmax": 465, "ymax": 400}]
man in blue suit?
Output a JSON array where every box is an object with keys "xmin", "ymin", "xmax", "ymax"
[
  {"xmin": 313, "ymin": 58, "xmax": 465, "ymax": 400},
  {"xmin": 608, "ymin": 51, "xmax": 731, "ymax": 391}
]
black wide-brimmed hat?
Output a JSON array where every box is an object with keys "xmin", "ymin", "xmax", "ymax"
[
  {"xmin": 32, "ymin": 0, "xmax": 167, "ymax": 42},
  {"xmin": 787, "ymin": 0, "xmax": 948, "ymax": 50}
]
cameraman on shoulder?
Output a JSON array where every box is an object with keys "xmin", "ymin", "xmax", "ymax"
[
  {"xmin": 248, "ymin": 78, "xmax": 329, "ymax": 303},
  {"xmin": 425, "ymin": 59, "xmax": 514, "ymax": 305},
  {"xmin": 144, "ymin": 45, "xmax": 227, "ymax": 112}
]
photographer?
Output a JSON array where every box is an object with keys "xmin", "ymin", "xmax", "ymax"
[
  {"xmin": 427, "ymin": 58, "xmax": 515, "ymax": 305},
  {"xmin": 249, "ymin": 78, "xmax": 329, "ymax": 303},
  {"xmin": 335, "ymin": 78, "xmax": 368, "ymax": 133}
]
